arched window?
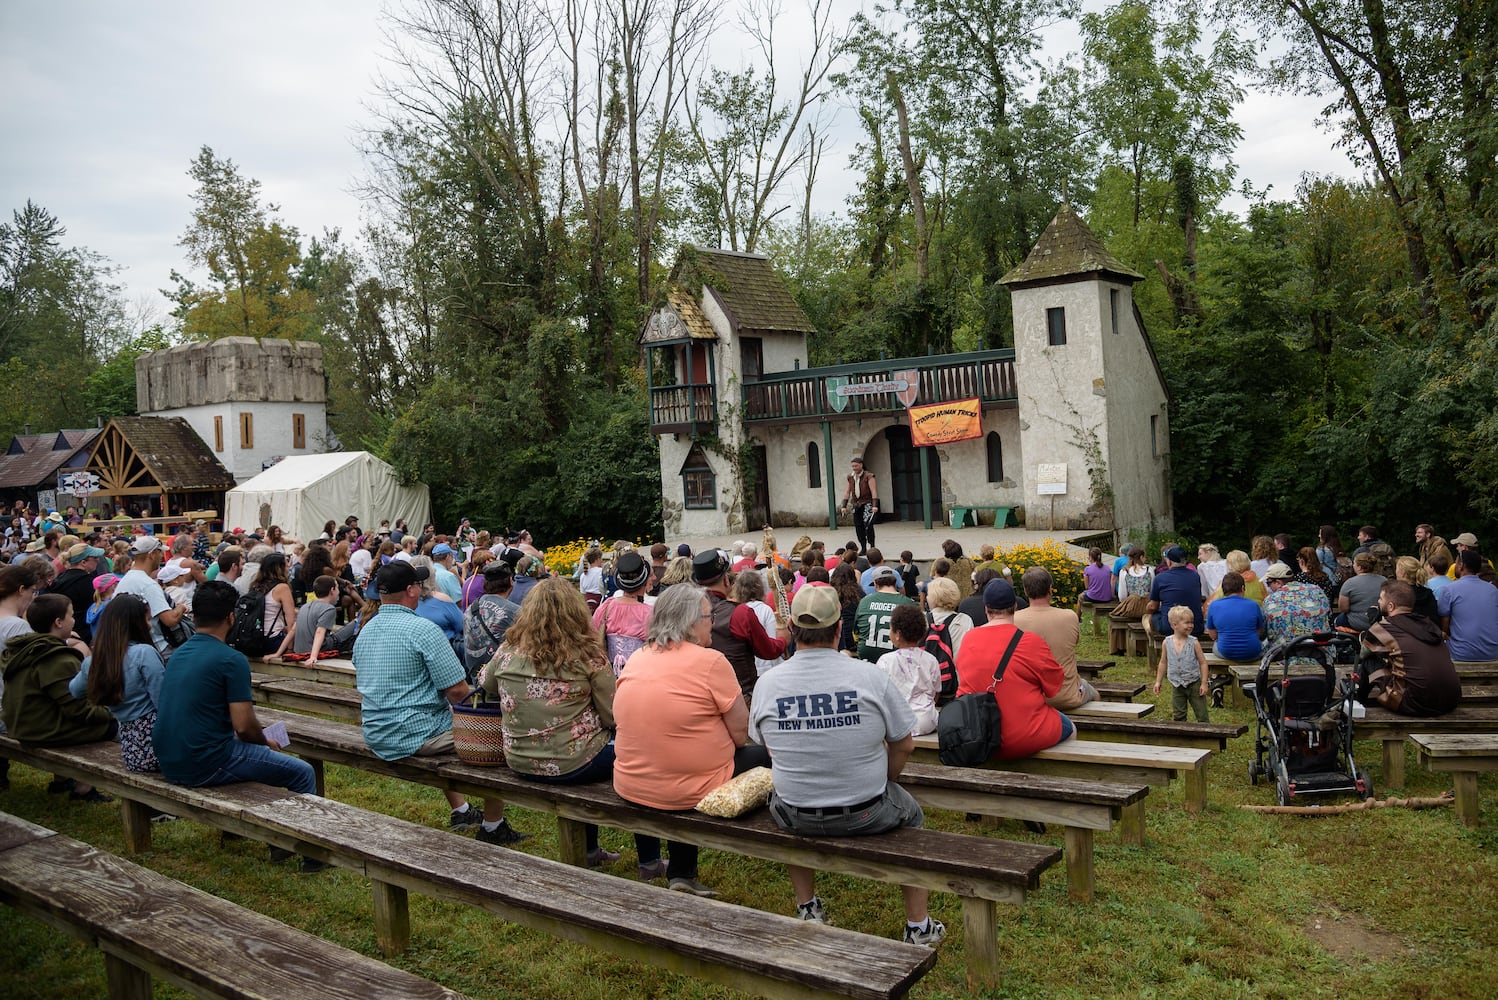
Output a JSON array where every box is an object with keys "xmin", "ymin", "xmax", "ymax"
[
  {"xmin": 807, "ymin": 441, "xmax": 821, "ymax": 488},
  {"xmin": 986, "ymin": 432, "xmax": 1004, "ymax": 482},
  {"xmin": 681, "ymin": 444, "xmax": 716, "ymax": 509}
]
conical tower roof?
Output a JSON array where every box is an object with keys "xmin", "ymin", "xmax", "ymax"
[{"xmin": 999, "ymin": 203, "xmax": 1143, "ymax": 288}]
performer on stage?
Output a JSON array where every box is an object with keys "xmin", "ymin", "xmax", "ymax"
[{"xmin": 841, "ymin": 455, "xmax": 879, "ymax": 554}]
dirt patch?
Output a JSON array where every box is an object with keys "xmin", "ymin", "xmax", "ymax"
[{"xmin": 1307, "ymin": 911, "xmax": 1411, "ymax": 962}]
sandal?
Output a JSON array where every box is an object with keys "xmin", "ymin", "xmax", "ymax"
[
  {"xmin": 47, "ymin": 777, "xmax": 76, "ymax": 794},
  {"xmin": 69, "ymin": 788, "xmax": 114, "ymax": 804}
]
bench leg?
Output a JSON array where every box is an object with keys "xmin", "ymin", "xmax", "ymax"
[
  {"xmin": 1118, "ymin": 801, "xmax": 1146, "ymax": 847},
  {"xmin": 372, "ymin": 880, "xmax": 410, "ymax": 957},
  {"xmin": 1452, "ymin": 772, "xmax": 1480, "ymax": 827},
  {"xmin": 556, "ymin": 816, "xmax": 588, "ymax": 867},
  {"xmin": 1063, "ymin": 827, "xmax": 1095, "ymax": 903},
  {"xmin": 961, "ymin": 896, "xmax": 1000, "ymax": 989},
  {"xmin": 1383, "ymin": 739, "xmax": 1405, "ymax": 787},
  {"xmin": 309, "ymin": 758, "xmax": 326, "ymax": 797},
  {"xmin": 1184, "ymin": 764, "xmax": 1207, "ymax": 815},
  {"xmin": 103, "ymin": 952, "xmax": 151, "ymax": 1000},
  {"xmin": 119, "ymin": 799, "xmax": 152, "ymax": 855}
]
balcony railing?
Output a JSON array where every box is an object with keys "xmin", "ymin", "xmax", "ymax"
[
  {"xmin": 742, "ymin": 349, "xmax": 1017, "ymax": 423},
  {"xmin": 648, "ymin": 384, "xmax": 717, "ymax": 431}
]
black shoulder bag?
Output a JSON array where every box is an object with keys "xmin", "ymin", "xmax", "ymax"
[{"xmin": 936, "ymin": 627, "xmax": 1025, "ymax": 766}]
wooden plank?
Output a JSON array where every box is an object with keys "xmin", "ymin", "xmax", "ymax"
[
  {"xmin": 1409, "ymin": 733, "xmax": 1498, "ymax": 757},
  {"xmin": 1462, "ymin": 685, "xmax": 1498, "ymax": 704},
  {"xmin": 1076, "ymin": 659, "xmax": 1115, "ymax": 677},
  {"xmin": 0, "ymin": 828, "xmax": 467, "ymax": 999},
  {"xmin": 0, "ymin": 812, "xmax": 54, "ymax": 854},
  {"xmin": 1090, "ymin": 681, "xmax": 1145, "ymax": 703},
  {"xmin": 104, "ymin": 951, "xmax": 153, "ymax": 1000},
  {"xmin": 1068, "ymin": 701, "xmax": 1154, "ymax": 719},
  {"xmin": 1070, "ymin": 717, "xmax": 1247, "ymax": 752},
  {"xmin": 371, "ymin": 881, "xmax": 410, "ymax": 957},
  {"xmin": 254, "ymin": 658, "xmax": 358, "ymax": 687},
  {"xmin": 1452, "ymin": 773, "xmax": 1481, "ymax": 826},
  {"xmin": 1453, "ymin": 660, "xmax": 1498, "ymax": 679},
  {"xmin": 898, "ymin": 761, "xmax": 1147, "ymax": 809}
]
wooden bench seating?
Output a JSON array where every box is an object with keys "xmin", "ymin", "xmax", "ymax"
[
  {"xmin": 1452, "ymin": 660, "xmax": 1498, "ymax": 680},
  {"xmin": 1091, "ymin": 681, "xmax": 1146, "ymax": 703},
  {"xmin": 911, "ymin": 733, "xmax": 1213, "ymax": 817},
  {"xmin": 1070, "ymin": 717, "xmax": 1248, "ymax": 753},
  {"xmin": 228, "ymin": 711, "xmax": 1056, "ymax": 987},
  {"xmin": 0, "ymin": 739, "xmax": 937, "ymax": 999},
  {"xmin": 1076, "ymin": 659, "xmax": 1115, "ymax": 679},
  {"xmin": 1408, "ymin": 734, "xmax": 1498, "ymax": 826},
  {"xmin": 254, "ymin": 655, "xmax": 357, "ymax": 687},
  {"xmin": 1461, "ymin": 685, "xmax": 1498, "ymax": 704},
  {"xmin": 950, "ymin": 504, "xmax": 1013, "ymax": 528},
  {"xmin": 0, "ymin": 810, "xmax": 466, "ymax": 1000},
  {"xmin": 1078, "ymin": 599, "xmax": 1118, "ymax": 637},
  {"xmin": 1356, "ymin": 705, "xmax": 1498, "ymax": 787},
  {"xmin": 1068, "ymin": 700, "xmax": 1154, "ymax": 719}
]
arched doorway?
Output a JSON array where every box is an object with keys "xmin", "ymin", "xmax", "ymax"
[{"xmin": 884, "ymin": 425, "xmax": 941, "ymax": 522}]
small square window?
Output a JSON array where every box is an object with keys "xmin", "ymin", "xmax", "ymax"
[{"xmin": 1046, "ymin": 307, "xmax": 1066, "ymax": 346}]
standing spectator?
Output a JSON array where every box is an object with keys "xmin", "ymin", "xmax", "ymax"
[
  {"xmin": 354, "ymin": 561, "xmax": 528, "ymax": 844},
  {"xmin": 953, "ymin": 579, "xmax": 1072, "ymax": 760},
  {"xmin": 942, "ymin": 540, "xmax": 975, "ymax": 600},
  {"xmin": 749, "ymin": 584, "xmax": 943, "ymax": 945},
  {"xmin": 1015, "ymin": 566, "xmax": 1094, "ymax": 710},
  {"xmin": 855, "ymin": 566, "xmax": 916, "ymax": 663},
  {"xmin": 1438, "ymin": 551, "xmax": 1498, "ymax": 663},
  {"xmin": 1153, "ymin": 606, "xmax": 1210, "ymax": 722}
]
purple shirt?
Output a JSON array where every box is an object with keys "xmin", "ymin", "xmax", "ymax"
[{"xmin": 1083, "ymin": 563, "xmax": 1113, "ymax": 602}]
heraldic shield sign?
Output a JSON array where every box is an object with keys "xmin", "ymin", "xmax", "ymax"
[
  {"xmin": 825, "ymin": 375, "xmax": 850, "ymax": 413},
  {"xmin": 892, "ymin": 369, "xmax": 919, "ymax": 407}
]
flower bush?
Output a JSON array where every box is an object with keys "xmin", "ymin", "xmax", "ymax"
[
  {"xmin": 991, "ymin": 540, "xmax": 1087, "ymax": 611},
  {"xmin": 541, "ymin": 537, "xmax": 656, "ymax": 577}
]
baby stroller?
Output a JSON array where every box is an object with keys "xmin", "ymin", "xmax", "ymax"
[{"xmin": 1246, "ymin": 632, "xmax": 1370, "ymax": 806}]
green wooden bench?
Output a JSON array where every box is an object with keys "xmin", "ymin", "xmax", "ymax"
[
  {"xmin": 0, "ymin": 810, "xmax": 465, "ymax": 1000},
  {"xmin": 0, "ymin": 740, "xmax": 937, "ymax": 999},
  {"xmin": 949, "ymin": 505, "xmax": 1014, "ymax": 528}
]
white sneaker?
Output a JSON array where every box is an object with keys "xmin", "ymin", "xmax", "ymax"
[
  {"xmin": 796, "ymin": 898, "xmax": 831, "ymax": 925},
  {"xmin": 903, "ymin": 918, "xmax": 946, "ymax": 947}
]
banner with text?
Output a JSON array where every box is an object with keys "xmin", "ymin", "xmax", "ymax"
[{"xmin": 909, "ymin": 397, "xmax": 982, "ymax": 447}]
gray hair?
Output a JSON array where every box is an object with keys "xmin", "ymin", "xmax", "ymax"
[
  {"xmin": 649, "ymin": 583, "xmax": 708, "ymax": 648},
  {"xmin": 409, "ymin": 554, "xmax": 437, "ymax": 597},
  {"xmin": 171, "ymin": 534, "xmax": 194, "ymax": 555},
  {"xmin": 246, "ymin": 544, "xmax": 274, "ymax": 564},
  {"xmin": 926, "ymin": 576, "xmax": 960, "ymax": 612}
]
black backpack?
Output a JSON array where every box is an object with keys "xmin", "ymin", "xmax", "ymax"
[
  {"xmin": 937, "ymin": 628, "xmax": 1024, "ymax": 767},
  {"xmin": 226, "ymin": 590, "xmax": 269, "ymax": 654},
  {"xmin": 925, "ymin": 612, "xmax": 959, "ymax": 705}
]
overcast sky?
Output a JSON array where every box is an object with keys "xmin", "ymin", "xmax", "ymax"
[{"xmin": 0, "ymin": 1, "xmax": 1361, "ymax": 318}]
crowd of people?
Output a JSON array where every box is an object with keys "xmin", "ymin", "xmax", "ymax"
[{"xmin": 4, "ymin": 486, "xmax": 1497, "ymax": 939}]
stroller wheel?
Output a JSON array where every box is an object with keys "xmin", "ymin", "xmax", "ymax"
[
  {"xmin": 1357, "ymin": 769, "xmax": 1374, "ymax": 801},
  {"xmin": 1248, "ymin": 760, "xmax": 1259, "ymax": 786},
  {"xmin": 1275, "ymin": 775, "xmax": 1291, "ymax": 807}
]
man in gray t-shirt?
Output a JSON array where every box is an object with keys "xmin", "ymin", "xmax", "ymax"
[{"xmin": 747, "ymin": 582, "xmax": 944, "ymax": 947}]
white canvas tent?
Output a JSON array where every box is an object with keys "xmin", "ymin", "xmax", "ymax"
[{"xmin": 224, "ymin": 452, "xmax": 431, "ymax": 542}]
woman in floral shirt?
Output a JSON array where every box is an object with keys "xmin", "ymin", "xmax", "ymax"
[
  {"xmin": 484, "ymin": 577, "xmax": 650, "ymax": 867},
  {"xmin": 1261, "ymin": 563, "xmax": 1332, "ymax": 654}
]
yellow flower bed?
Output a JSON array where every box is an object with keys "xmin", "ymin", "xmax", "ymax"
[
  {"xmin": 541, "ymin": 537, "xmax": 657, "ymax": 576},
  {"xmin": 991, "ymin": 539, "xmax": 1087, "ymax": 611}
]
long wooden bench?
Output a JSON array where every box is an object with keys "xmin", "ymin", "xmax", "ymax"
[
  {"xmin": 895, "ymin": 762, "xmax": 1147, "ymax": 903},
  {"xmin": 1091, "ymin": 681, "xmax": 1146, "ymax": 703},
  {"xmin": 227, "ymin": 711, "xmax": 1056, "ymax": 987},
  {"xmin": 911, "ymin": 732, "xmax": 1213, "ymax": 819},
  {"xmin": 0, "ymin": 739, "xmax": 937, "ymax": 999},
  {"xmin": 1408, "ymin": 734, "xmax": 1498, "ymax": 827},
  {"xmin": 1461, "ymin": 685, "xmax": 1498, "ymax": 704},
  {"xmin": 1076, "ymin": 659, "xmax": 1114, "ymax": 679},
  {"xmin": 1357, "ymin": 705, "xmax": 1498, "ymax": 787},
  {"xmin": 1452, "ymin": 659, "xmax": 1498, "ymax": 680},
  {"xmin": 254, "ymin": 655, "xmax": 358, "ymax": 687},
  {"xmin": 1078, "ymin": 599, "xmax": 1117, "ymax": 637},
  {"xmin": 1071, "ymin": 716, "xmax": 1248, "ymax": 753},
  {"xmin": 245, "ymin": 683, "xmax": 1135, "ymax": 905},
  {"xmin": 0, "ymin": 811, "xmax": 466, "ymax": 1000}
]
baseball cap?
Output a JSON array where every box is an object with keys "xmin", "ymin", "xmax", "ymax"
[
  {"xmin": 790, "ymin": 582, "xmax": 841, "ymax": 628},
  {"xmin": 983, "ymin": 578, "xmax": 1017, "ymax": 610},
  {"xmin": 1262, "ymin": 562, "xmax": 1294, "ymax": 581},
  {"xmin": 1453, "ymin": 532, "xmax": 1479, "ymax": 547},
  {"xmin": 432, "ymin": 543, "xmax": 454, "ymax": 557},
  {"xmin": 1163, "ymin": 545, "xmax": 1187, "ymax": 564},
  {"xmin": 130, "ymin": 536, "xmax": 164, "ymax": 555},
  {"xmin": 157, "ymin": 562, "xmax": 191, "ymax": 584},
  {"xmin": 377, "ymin": 561, "xmax": 429, "ymax": 594},
  {"xmin": 872, "ymin": 565, "xmax": 897, "ymax": 584},
  {"xmin": 67, "ymin": 543, "xmax": 105, "ymax": 564},
  {"xmin": 92, "ymin": 573, "xmax": 121, "ymax": 591},
  {"xmin": 691, "ymin": 550, "xmax": 726, "ymax": 584},
  {"xmin": 615, "ymin": 551, "xmax": 651, "ymax": 592},
  {"xmin": 676, "ymin": 543, "xmax": 693, "ymax": 558}
]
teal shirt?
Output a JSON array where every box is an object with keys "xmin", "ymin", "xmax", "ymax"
[
  {"xmin": 352, "ymin": 604, "xmax": 465, "ymax": 760},
  {"xmin": 152, "ymin": 633, "xmax": 254, "ymax": 785}
]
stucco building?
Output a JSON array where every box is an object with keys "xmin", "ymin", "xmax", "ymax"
[
  {"xmin": 135, "ymin": 337, "xmax": 329, "ymax": 482},
  {"xmin": 642, "ymin": 205, "xmax": 1172, "ymax": 538}
]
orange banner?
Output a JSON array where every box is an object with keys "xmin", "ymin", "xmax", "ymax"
[{"xmin": 909, "ymin": 397, "xmax": 983, "ymax": 446}]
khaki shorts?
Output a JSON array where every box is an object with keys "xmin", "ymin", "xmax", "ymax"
[{"xmin": 415, "ymin": 730, "xmax": 454, "ymax": 756}]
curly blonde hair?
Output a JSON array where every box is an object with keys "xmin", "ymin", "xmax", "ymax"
[{"xmin": 501, "ymin": 577, "xmax": 605, "ymax": 673}]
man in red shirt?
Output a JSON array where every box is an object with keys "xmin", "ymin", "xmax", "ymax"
[
  {"xmin": 692, "ymin": 551, "xmax": 787, "ymax": 705},
  {"xmin": 953, "ymin": 578, "xmax": 1074, "ymax": 760}
]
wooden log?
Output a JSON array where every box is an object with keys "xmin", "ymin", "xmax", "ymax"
[{"xmin": 1238, "ymin": 792, "xmax": 1453, "ymax": 815}]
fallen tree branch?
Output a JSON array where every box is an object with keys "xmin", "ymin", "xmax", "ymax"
[{"xmin": 1239, "ymin": 791, "xmax": 1454, "ymax": 816}]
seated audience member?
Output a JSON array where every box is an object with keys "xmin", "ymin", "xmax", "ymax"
[
  {"xmin": 1014, "ymin": 566, "xmax": 1094, "ymax": 710},
  {"xmin": 464, "ymin": 563, "xmax": 521, "ymax": 677},
  {"xmin": 925, "ymin": 576, "xmax": 974, "ymax": 658},
  {"xmin": 1, "ymin": 593, "xmax": 114, "ymax": 801},
  {"xmin": 1360, "ymin": 580, "xmax": 1462, "ymax": 715},
  {"xmin": 1336, "ymin": 553, "xmax": 1386, "ymax": 631},
  {"xmin": 594, "ymin": 552, "xmax": 653, "ymax": 676},
  {"xmin": 749, "ymin": 583, "xmax": 944, "ymax": 946},
  {"xmin": 874, "ymin": 603, "xmax": 942, "ymax": 735},
  {"xmin": 1147, "ymin": 546, "xmax": 1203, "ymax": 638},
  {"xmin": 1295, "ymin": 547, "xmax": 1338, "ymax": 608},
  {"xmin": 1207, "ymin": 549, "xmax": 1266, "ymax": 608},
  {"xmin": 151, "ymin": 581, "xmax": 325, "ymax": 869},
  {"xmin": 613, "ymin": 584, "xmax": 768, "ymax": 896},
  {"xmin": 1196, "ymin": 544, "xmax": 1228, "ymax": 599},
  {"xmin": 1394, "ymin": 556, "xmax": 1439, "ymax": 622},
  {"xmin": 486, "ymin": 578, "xmax": 655, "ymax": 869},
  {"xmin": 1118, "ymin": 546, "xmax": 1155, "ymax": 600},
  {"xmin": 1438, "ymin": 550, "xmax": 1498, "ymax": 663},
  {"xmin": 1082, "ymin": 547, "xmax": 1113, "ymax": 603},
  {"xmin": 1263, "ymin": 562, "xmax": 1331, "ymax": 649},
  {"xmin": 69, "ymin": 594, "xmax": 166, "ymax": 772},
  {"xmin": 1425, "ymin": 552, "xmax": 1453, "ymax": 597},
  {"xmin": 293, "ymin": 575, "xmax": 359, "ymax": 658},
  {"xmin": 953, "ymin": 579, "xmax": 1072, "ymax": 760},
  {"xmin": 1204, "ymin": 571, "xmax": 1265, "ymax": 662},
  {"xmin": 855, "ymin": 566, "xmax": 916, "ymax": 663}
]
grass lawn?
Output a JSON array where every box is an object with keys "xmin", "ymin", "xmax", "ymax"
[{"xmin": 2, "ymin": 630, "xmax": 1495, "ymax": 999}]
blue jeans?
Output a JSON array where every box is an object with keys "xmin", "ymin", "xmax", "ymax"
[
  {"xmin": 1057, "ymin": 713, "xmax": 1076, "ymax": 742},
  {"xmin": 197, "ymin": 740, "xmax": 316, "ymax": 795}
]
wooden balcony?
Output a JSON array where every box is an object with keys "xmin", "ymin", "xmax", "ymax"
[
  {"xmin": 648, "ymin": 384, "xmax": 717, "ymax": 435},
  {"xmin": 742, "ymin": 350, "xmax": 1017, "ymax": 424}
]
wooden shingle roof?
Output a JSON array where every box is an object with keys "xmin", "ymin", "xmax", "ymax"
[
  {"xmin": 86, "ymin": 416, "xmax": 236, "ymax": 493},
  {"xmin": 0, "ymin": 429, "xmax": 99, "ymax": 490},
  {"xmin": 674, "ymin": 247, "xmax": 815, "ymax": 335},
  {"xmin": 999, "ymin": 203, "xmax": 1143, "ymax": 288}
]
